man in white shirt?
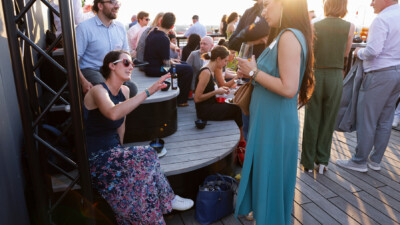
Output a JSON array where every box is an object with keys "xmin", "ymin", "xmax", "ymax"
[
  {"xmin": 184, "ymin": 15, "xmax": 207, "ymax": 38},
  {"xmin": 127, "ymin": 11, "xmax": 150, "ymax": 56},
  {"xmin": 337, "ymin": 0, "xmax": 400, "ymax": 172},
  {"xmin": 51, "ymin": 0, "xmax": 94, "ymax": 36}
]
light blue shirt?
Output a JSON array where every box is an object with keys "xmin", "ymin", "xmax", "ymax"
[
  {"xmin": 76, "ymin": 15, "xmax": 129, "ymax": 70},
  {"xmin": 184, "ymin": 21, "xmax": 207, "ymax": 38},
  {"xmin": 357, "ymin": 4, "xmax": 400, "ymax": 72}
]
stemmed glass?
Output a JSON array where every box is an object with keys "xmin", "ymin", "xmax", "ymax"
[
  {"xmin": 237, "ymin": 42, "xmax": 253, "ymax": 84},
  {"xmin": 162, "ymin": 59, "xmax": 171, "ymax": 73},
  {"xmin": 162, "ymin": 59, "xmax": 171, "ymax": 83}
]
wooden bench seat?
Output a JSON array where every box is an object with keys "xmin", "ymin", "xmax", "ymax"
[{"xmin": 125, "ymin": 104, "xmax": 240, "ymax": 176}]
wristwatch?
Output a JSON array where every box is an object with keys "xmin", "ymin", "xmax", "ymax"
[{"xmin": 249, "ymin": 69, "xmax": 259, "ymax": 79}]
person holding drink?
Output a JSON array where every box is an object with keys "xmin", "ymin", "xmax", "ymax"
[
  {"xmin": 84, "ymin": 50, "xmax": 194, "ymax": 224},
  {"xmin": 234, "ymin": 0, "xmax": 315, "ymax": 223},
  {"xmin": 194, "ymin": 46, "xmax": 245, "ymax": 142}
]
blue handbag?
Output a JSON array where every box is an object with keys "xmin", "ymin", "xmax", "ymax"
[{"xmin": 195, "ymin": 174, "xmax": 238, "ymax": 225}]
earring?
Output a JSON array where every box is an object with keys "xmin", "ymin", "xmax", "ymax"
[{"xmin": 279, "ymin": 8, "xmax": 283, "ymax": 27}]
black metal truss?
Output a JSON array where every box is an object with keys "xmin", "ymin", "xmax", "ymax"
[{"xmin": 1, "ymin": 0, "xmax": 94, "ymax": 224}]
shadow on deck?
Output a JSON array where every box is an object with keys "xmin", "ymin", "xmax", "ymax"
[{"xmin": 165, "ymin": 108, "xmax": 400, "ymax": 225}]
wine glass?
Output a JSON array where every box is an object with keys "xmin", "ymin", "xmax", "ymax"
[
  {"xmin": 237, "ymin": 43, "xmax": 253, "ymax": 84},
  {"xmin": 162, "ymin": 59, "xmax": 171, "ymax": 73}
]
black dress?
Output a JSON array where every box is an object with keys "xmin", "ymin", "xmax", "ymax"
[{"xmin": 195, "ymin": 67, "xmax": 243, "ymax": 127}]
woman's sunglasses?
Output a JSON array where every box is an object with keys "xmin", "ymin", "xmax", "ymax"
[{"xmin": 113, "ymin": 59, "xmax": 133, "ymax": 67}]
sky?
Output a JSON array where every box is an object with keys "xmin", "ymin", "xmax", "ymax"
[{"xmin": 89, "ymin": 0, "xmax": 377, "ymax": 28}]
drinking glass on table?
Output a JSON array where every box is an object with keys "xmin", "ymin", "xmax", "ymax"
[
  {"xmin": 237, "ymin": 43, "xmax": 253, "ymax": 84},
  {"xmin": 162, "ymin": 59, "xmax": 171, "ymax": 73}
]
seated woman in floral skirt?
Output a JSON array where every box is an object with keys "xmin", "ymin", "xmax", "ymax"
[{"xmin": 84, "ymin": 50, "xmax": 193, "ymax": 224}]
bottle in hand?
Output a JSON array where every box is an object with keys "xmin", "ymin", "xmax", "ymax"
[{"xmin": 171, "ymin": 65, "xmax": 178, "ymax": 90}]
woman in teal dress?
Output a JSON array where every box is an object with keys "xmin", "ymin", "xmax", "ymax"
[{"xmin": 234, "ymin": 0, "xmax": 315, "ymax": 224}]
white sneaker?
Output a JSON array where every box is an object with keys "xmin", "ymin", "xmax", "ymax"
[
  {"xmin": 171, "ymin": 195, "xmax": 194, "ymax": 211},
  {"xmin": 367, "ymin": 158, "xmax": 381, "ymax": 171},
  {"xmin": 392, "ymin": 117, "xmax": 400, "ymax": 128},
  {"xmin": 336, "ymin": 159, "xmax": 368, "ymax": 172},
  {"xmin": 317, "ymin": 164, "xmax": 328, "ymax": 174}
]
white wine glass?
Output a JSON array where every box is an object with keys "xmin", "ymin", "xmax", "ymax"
[
  {"xmin": 162, "ymin": 59, "xmax": 171, "ymax": 73},
  {"xmin": 237, "ymin": 43, "xmax": 253, "ymax": 84}
]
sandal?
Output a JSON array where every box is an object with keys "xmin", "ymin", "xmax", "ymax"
[{"xmin": 177, "ymin": 102, "xmax": 189, "ymax": 107}]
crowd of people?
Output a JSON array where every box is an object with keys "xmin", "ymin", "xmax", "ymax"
[{"xmin": 51, "ymin": 0, "xmax": 400, "ymax": 223}]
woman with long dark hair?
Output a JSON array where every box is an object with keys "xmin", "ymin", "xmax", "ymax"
[
  {"xmin": 226, "ymin": 12, "xmax": 239, "ymax": 40},
  {"xmin": 234, "ymin": 0, "xmax": 314, "ymax": 223},
  {"xmin": 84, "ymin": 50, "xmax": 193, "ymax": 224},
  {"xmin": 219, "ymin": 14, "xmax": 228, "ymax": 38},
  {"xmin": 181, "ymin": 33, "xmax": 201, "ymax": 61}
]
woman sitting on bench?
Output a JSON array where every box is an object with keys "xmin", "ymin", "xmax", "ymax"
[
  {"xmin": 194, "ymin": 46, "xmax": 245, "ymax": 142},
  {"xmin": 84, "ymin": 50, "xmax": 193, "ymax": 224}
]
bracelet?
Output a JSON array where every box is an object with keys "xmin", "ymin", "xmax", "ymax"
[
  {"xmin": 253, "ymin": 69, "xmax": 260, "ymax": 81},
  {"xmin": 145, "ymin": 88, "xmax": 150, "ymax": 97}
]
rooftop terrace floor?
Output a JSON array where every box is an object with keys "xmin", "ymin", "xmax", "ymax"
[{"xmin": 165, "ymin": 107, "xmax": 400, "ymax": 225}]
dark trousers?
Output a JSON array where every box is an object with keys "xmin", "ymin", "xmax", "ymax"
[
  {"xmin": 301, "ymin": 69, "xmax": 343, "ymax": 169},
  {"xmin": 196, "ymin": 102, "xmax": 243, "ymax": 127},
  {"xmin": 81, "ymin": 69, "xmax": 138, "ymax": 97}
]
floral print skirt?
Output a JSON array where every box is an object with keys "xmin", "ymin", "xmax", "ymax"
[{"xmin": 89, "ymin": 145, "xmax": 175, "ymax": 225}]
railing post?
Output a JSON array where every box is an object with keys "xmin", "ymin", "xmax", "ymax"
[{"xmin": 58, "ymin": 0, "xmax": 95, "ymax": 223}]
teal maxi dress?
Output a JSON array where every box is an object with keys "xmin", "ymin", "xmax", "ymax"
[{"xmin": 235, "ymin": 28, "xmax": 307, "ymax": 225}]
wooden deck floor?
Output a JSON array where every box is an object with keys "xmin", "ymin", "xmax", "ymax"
[{"xmin": 165, "ymin": 108, "xmax": 400, "ymax": 225}]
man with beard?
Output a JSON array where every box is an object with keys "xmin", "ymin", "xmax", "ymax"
[{"xmin": 76, "ymin": 0, "xmax": 137, "ymax": 96}]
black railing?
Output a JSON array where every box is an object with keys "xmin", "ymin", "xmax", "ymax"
[{"xmin": 1, "ymin": 0, "xmax": 94, "ymax": 224}]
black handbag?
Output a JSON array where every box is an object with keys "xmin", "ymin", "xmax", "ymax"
[{"xmin": 195, "ymin": 174, "xmax": 238, "ymax": 225}]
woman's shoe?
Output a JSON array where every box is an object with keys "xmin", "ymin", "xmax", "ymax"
[
  {"xmin": 317, "ymin": 164, "xmax": 328, "ymax": 174},
  {"xmin": 177, "ymin": 102, "xmax": 189, "ymax": 107},
  {"xmin": 171, "ymin": 195, "xmax": 194, "ymax": 211},
  {"xmin": 246, "ymin": 211, "xmax": 254, "ymax": 221},
  {"xmin": 303, "ymin": 166, "xmax": 313, "ymax": 173}
]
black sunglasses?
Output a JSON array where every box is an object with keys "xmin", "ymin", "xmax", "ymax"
[{"xmin": 113, "ymin": 59, "xmax": 133, "ymax": 67}]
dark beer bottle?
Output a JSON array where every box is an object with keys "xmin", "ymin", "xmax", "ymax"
[{"xmin": 171, "ymin": 65, "xmax": 178, "ymax": 90}]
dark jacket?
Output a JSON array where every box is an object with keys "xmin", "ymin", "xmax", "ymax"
[{"xmin": 228, "ymin": 3, "xmax": 270, "ymax": 58}]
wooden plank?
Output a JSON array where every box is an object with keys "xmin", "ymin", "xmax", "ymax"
[
  {"xmin": 220, "ymin": 214, "xmax": 242, "ymax": 225},
  {"xmin": 301, "ymin": 202, "xmax": 340, "ymax": 225},
  {"xmin": 165, "ymin": 214, "xmax": 185, "ymax": 225},
  {"xmin": 296, "ymin": 169, "xmax": 338, "ymax": 199},
  {"xmin": 180, "ymin": 209, "xmax": 223, "ymax": 225},
  {"xmin": 295, "ymin": 178, "xmax": 359, "ymax": 224},
  {"xmin": 294, "ymin": 188, "xmax": 312, "ymax": 205},
  {"xmin": 292, "ymin": 201, "xmax": 320, "ymax": 225},
  {"xmin": 354, "ymin": 191, "xmax": 400, "ymax": 224},
  {"xmin": 378, "ymin": 186, "xmax": 400, "ymax": 202},
  {"xmin": 308, "ymin": 169, "xmax": 396, "ymax": 225},
  {"xmin": 329, "ymin": 197, "xmax": 378, "ymax": 225}
]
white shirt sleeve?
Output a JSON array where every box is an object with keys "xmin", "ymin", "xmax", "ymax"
[{"xmin": 357, "ymin": 16, "xmax": 388, "ymax": 61}]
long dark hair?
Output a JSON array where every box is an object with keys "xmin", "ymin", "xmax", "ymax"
[
  {"xmin": 100, "ymin": 50, "xmax": 130, "ymax": 79},
  {"xmin": 227, "ymin": 12, "xmax": 238, "ymax": 24},
  {"xmin": 185, "ymin": 33, "xmax": 201, "ymax": 51},
  {"xmin": 266, "ymin": 0, "xmax": 315, "ymax": 108}
]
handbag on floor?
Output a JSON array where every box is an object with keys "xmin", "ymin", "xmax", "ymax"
[
  {"xmin": 233, "ymin": 78, "xmax": 254, "ymax": 116},
  {"xmin": 195, "ymin": 174, "xmax": 238, "ymax": 225}
]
